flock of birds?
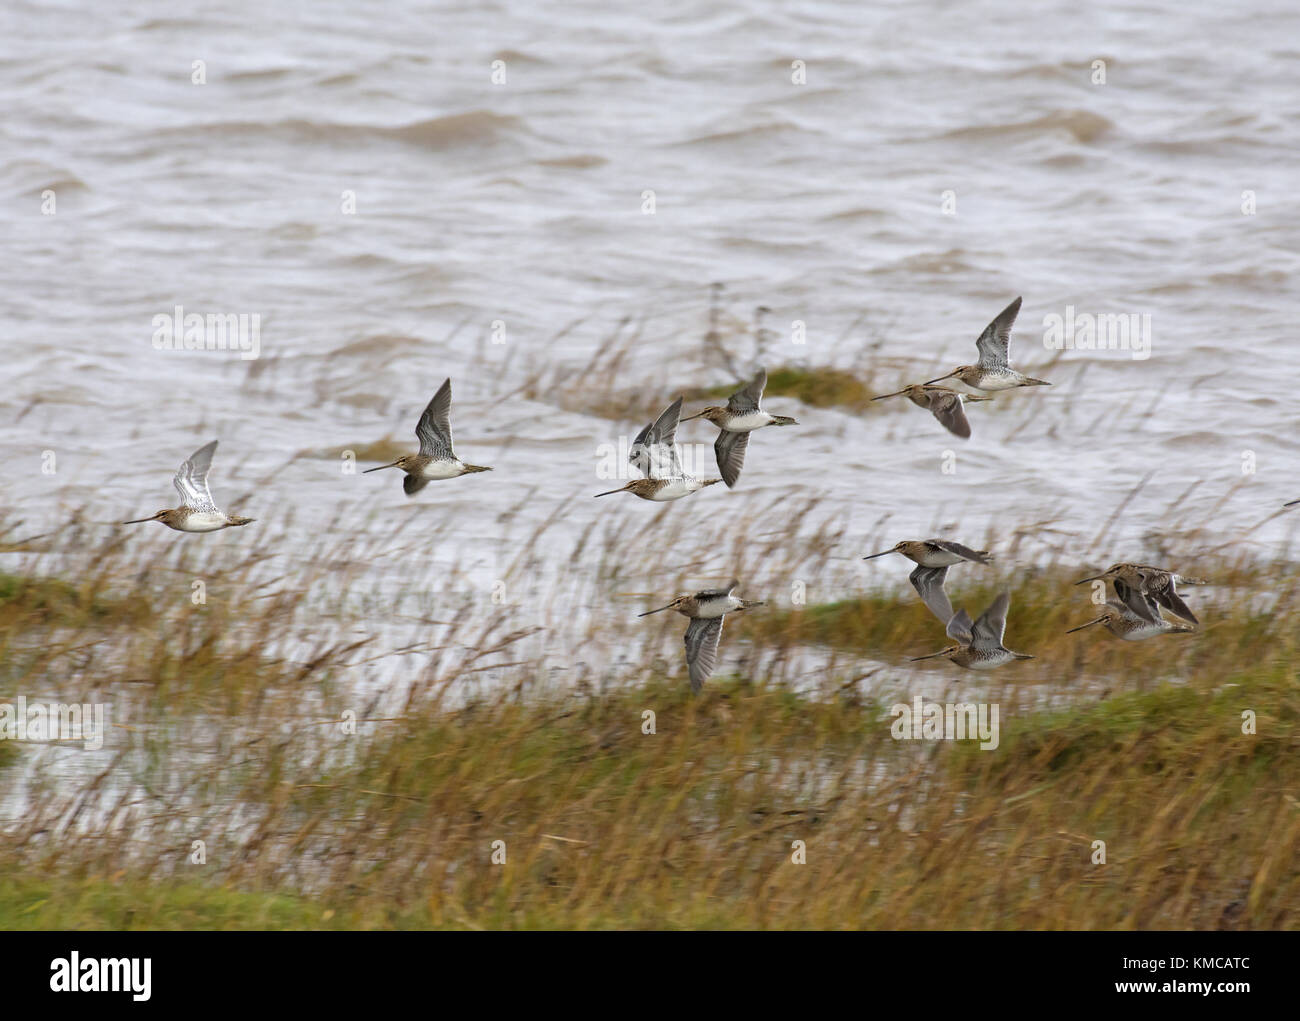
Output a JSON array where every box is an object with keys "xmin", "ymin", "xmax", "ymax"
[{"xmin": 122, "ymin": 295, "xmax": 1278, "ymax": 690}]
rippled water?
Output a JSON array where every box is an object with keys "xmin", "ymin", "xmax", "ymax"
[{"xmin": 4, "ymin": 0, "xmax": 1300, "ymax": 694}]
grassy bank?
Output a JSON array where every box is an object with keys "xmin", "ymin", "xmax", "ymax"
[
  {"xmin": 736, "ymin": 562, "xmax": 1294, "ymax": 681},
  {"xmin": 3, "ymin": 667, "xmax": 1295, "ymax": 929},
  {"xmin": 2, "ymin": 509, "xmax": 1297, "ymax": 930}
]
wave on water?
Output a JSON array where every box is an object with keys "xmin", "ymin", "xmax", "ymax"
[
  {"xmin": 879, "ymin": 249, "xmax": 978, "ymax": 275},
  {"xmin": 329, "ymin": 333, "xmax": 430, "ymax": 359},
  {"xmin": 1, "ymin": 160, "xmax": 88, "ymax": 196},
  {"xmin": 535, "ymin": 154, "xmax": 607, "ymax": 169},
  {"xmin": 147, "ymin": 111, "xmax": 527, "ymax": 150},
  {"xmin": 936, "ymin": 108, "xmax": 1113, "ymax": 145},
  {"xmin": 672, "ymin": 118, "xmax": 814, "ymax": 149}
]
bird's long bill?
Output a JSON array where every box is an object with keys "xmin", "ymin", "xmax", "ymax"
[
  {"xmin": 1073, "ymin": 575, "xmax": 1103, "ymax": 586},
  {"xmin": 1065, "ymin": 617, "xmax": 1104, "ymax": 634},
  {"xmin": 636, "ymin": 604, "xmax": 673, "ymax": 617},
  {"xmin": 678, "ymin": 410, "xmax": 707, "ymax": 422},
  {"xmin": 870, "ymin": 389, "xmax": 908, "ymax": 401},
  {"xmin": 122, "ymin": 515, "xmax": 158, "ymax": 524},
  {"xmin": 922, "ymin": 373, "xmax": 955, "ymax": 386},
  {"xmin": 362, "ymin": 461, "xmax": 401, "ymax": 473},
  {"xmin": 908, "ymin": 649, "xmax": 950, "ymax": 662},
  {"xmin": 593, "ymin": 485, "xmax": 628, "ymax": 498},
  {"xmin": 862, "ymin": 549, "xmax": 894, "ymax": 560},
  {"xmin": 1285, "ymin": 499, "xmax": 1300, "ymax": 507}
]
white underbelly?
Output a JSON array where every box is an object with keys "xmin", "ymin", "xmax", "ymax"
[
  {"xmin": 650, "ymin": 478, "xmax": 697, "ymax": 501},
  {"xmin": 695, "ymin": 596, "xmax": 740, "ymax": 618},
  {"xmin": 974, "ymin": 373, "xmax": 1022, "ymax": 392},
  {"xmin": 969, "ymin": 651, "xmax": 1016, "ymax": 669},
  {"xmin": 723, "ymin": 412, "xmax": 771, "ymax": 432},
  {"xmin": 916, "ymin": 552, "xmax": 964, "ymax": 567},
  {"xmin": 421, "ymin": 459, "xmax": 465, "ymax": 480},
  {"xmin": 1118, "ymin": 622, "xmax": 1165, "ymax": 641},
  {"xmin": 178, "ymin": 512, "xmax": 228, "ymax": 533}
]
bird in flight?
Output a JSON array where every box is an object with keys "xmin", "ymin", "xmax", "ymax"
[
  {"xmin": 638, "ymin": 579, "xmax": 764, "ymax": 691},
  {"xmin": 925, "ymin": 297, "xmax": 1052, "ymax": 393},
  {"xmin": 363, "ymin": 378, "xmax": 492, "ymax": 496},
  {"xmin": 596, "ymin": 397, "xmax": 722, "ymax": 501},
  {"xmin": 124, "ymin": 440, "xmax": 254, "ymax": 533},
  {"xmin": 681, "ymin": 368, "xmax": 797, "ymax": 487}
]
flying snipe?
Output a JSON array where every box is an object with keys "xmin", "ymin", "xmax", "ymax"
[
  {"xmin": 910, "ymin": 591, "xmax": 1033, "ymax": 670},
  {"xmin": 363, "ymin": 378, "xmax": 492, "ymax": 495},
  {"xmin": 1074, "ymin": 563, "xmax": 1206, "ymax": 625},
  {"xmin": 681, "ymin": 367, "xmax": 797, "ymax": 487},
  {"xmin": 871, "ymin": 383, "xmax": 993, "ymax": 439},
  {"xmin": 638, "ymin": 579, "xmax": 765, "ymax": 691},
  {"xmin": 124, "ymin": 440, "xmax": 254, "ymax": 533},
  {"xmin": 595, "ymin": 397, "xmax": 721, "ymax": 501},
  {"xmin": 925, "ymin": 297, "xmax": 1052, "ymax": 392},
  {"xmin": 863, "ymin": 539, "xmax": 993, "ymax": 625},
  {"xmin": 1066, "ymin": 600, "xmax": 1196, "ymax": 641}
]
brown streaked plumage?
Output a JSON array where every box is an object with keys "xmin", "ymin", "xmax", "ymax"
[
  {"xmin": 123, "ymin": 440, "xmax": 254, "ymax": 533},
  {"xmin": 862, "ymin": 539, "xmax": 993, "ymax": 569},
  {"xmin": 363, "ymin": 377, "xmax": 492, "ymax": 496},
  {"xmin": 924, "ymin": 296, "xmax": 1052, "ymax": 392},
  {"xmin": 863, "ymin": 539, "xmax": 993, "ymax": 626},
  {"xmin": 1074, "ymin": 563, "xmax": 1207, "ymax": 625},
  {"xmin": 637, "ymin": 579, "xmax": 761, "ymax": 620},
  {"xmin": 598, "ymin": 397, "xmax": 722, "ymax": 501},
  {"xmin": 681, "ymin": 368, "xmax": 798, "ymax": 488},
  {"xmin": 638, "ymin": 579, "xmax": 765, "ymax": 691},
  {"xmin": 1066, "ymin": 600, "xmax": 1196, "ymax": 642},
  {"xmin": 871, "ymin": 383, "xmax": 993, "ymax": 439},
  {"xmin": 595, "ymin": 477, "xmax": 723, "ymax": 501},
  {"xmin": 909, "ymin": 591, "xmax": 1033, "ymax": 670}
]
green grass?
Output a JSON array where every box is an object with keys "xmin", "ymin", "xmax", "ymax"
[
  {"xmin": 0, "ymin": 571, "xmax": 151, "ymax": 628},
  {"xmin": 696, "ymin": 365, "xmax": 881, "ymax": 411},
  {"xmin": 0, "ymin": 877, "xmax": 363, "ymax": 930},
  {"xmin": 737, "ymin": 563, "xmax": 1296, "ymax": 684},
  {"xmin": 4, "ymin": 671, "xmax": 1295, "ymax": 929},
  {"xmin": 579, "ymin": 365, "xmax": 888, "ymax": 422},
  {"xmin": 3, "ymin": 517, "xmax": 1298, "ymax": 929}
]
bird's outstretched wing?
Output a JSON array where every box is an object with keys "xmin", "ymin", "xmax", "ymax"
[
  {"xmin": 696, "ymin": 579, "xmax": 739, "ymax": 600},
  {"xmin": 946, "ymin": 608, "xmax": 974, "ymax": 645},
  {"xmin": 629, "ymin": 420, "xmax": 654, "ymax": 478},
  {"xmin": 714, "ymin": 430, "xmax": 750, "ymax": 488},
  {"xmin": 684, "ymin": 616, "xmax": 725, "ymax": 693},
  {"xmin": 929, "ymin": 539, "xmax": 993, "ymax": 564},
  {"xmin": 971, "ymin": 591, "xmax": 1011, "ymax": 650},
  {"xmin": 416, "ymin": 378, "xmax": 456, "ymax": 460},
  {"xmin": 726, "ymin": 367, "xmax": 767, "ymax": 413},
  {"xmin": 974, "ymin": 297, "xmax": 1022, "ymax": 369},
  {"xmin": 1142, "ymin": 573, "xmax": 1199, "ymax": 624},
  {"xmin": 173, "ymin": 440, "xmax": 220, "ymax": 512},
  {"xmin": 909, "ymin": 566, "xmax": 954, "ymax": 626},
  {"xmin": 630, "ymin": 397, "xmax": 684, "ymax": 478},
  {"xmin": 403, "ymin": 473, "xmax": 431, "ymax": 497},
  {"xmin": 1112, "ymin": 578, "xmax": 1160, "ymax": 623},
  {"xmin": 926, "ymin": 390, "xmax": 973, "ymax": 439}
]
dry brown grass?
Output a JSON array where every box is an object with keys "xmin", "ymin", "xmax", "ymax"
[{"xmin": 1, "ymin": 488, "xmax": 1297, "ymax": 928}]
